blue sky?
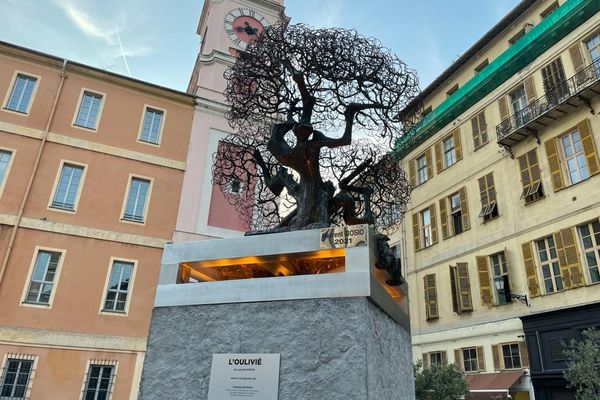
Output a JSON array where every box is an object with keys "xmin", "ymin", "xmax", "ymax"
[{"xmin": 0, "ymin": 0, "xmax": 519, "ymax": 92}]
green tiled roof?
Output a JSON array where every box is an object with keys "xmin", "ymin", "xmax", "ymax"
[{"xmin": 394, "ymin": 0, "xmax": 600, "ymax": 159}]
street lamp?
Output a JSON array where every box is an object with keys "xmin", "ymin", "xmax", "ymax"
[{"xmin": 494, "ymin": 278, "xmax": 530, "ymax": 307}]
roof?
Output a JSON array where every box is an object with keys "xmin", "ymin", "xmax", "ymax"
[
  {"xmin": 0, "ymin": 40, "xmax": 196, "ymax": 104},
  {"xmin": 403, "ymin": 0, "xmax": 539, "ymax": 113},
  {"xmin": 464, "ymin": 371, "xmax": 525, "ymax": 391}
]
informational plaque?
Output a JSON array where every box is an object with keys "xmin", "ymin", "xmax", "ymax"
[
  {"xmin": 207, "ymin": 354, "xmax": 280, "ymax": 400},
  {"xmin": 320, "ymin": 224, "xmax": 368, "ymax": 249}
]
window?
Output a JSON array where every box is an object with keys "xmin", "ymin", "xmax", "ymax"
[
  {"xmin": 586, "ymin": 32, "xmax": 600, "ymax": 62},
  {"xmin": 545, "ymin": 120, "xmax": 599, "ymax": 191},
  {"xmin": 449, "ymin": 193, "xmax": 462, "ymax": 235},
  {"xmin": 541, "ymin": 57, "xmax": 568, "ymax": 102},
  {"xmin": 478, "ymin": 173, "xmax": 498, "ymax": 222},
  {"xmin": 434, "ymin": 129, "xmax": 462, "ymax": 172},
  {"xmin": 490, "ymin": 252, "xmax": 510, "ymax": 305},
  {"xmin": 455, "ymin": 347, "xmax": 484, "ymax": 373},
  {"xmin": 518, "ymin": 149, "xmax": 544, "ymax": 205},
  {"xmin": 416, "ymin": 155, "xmax": 427, "ymax": 185},
  {"xmin": 422, "ymin": 105, "xmax": 432, "ymax": 117},
  {"xmin": 50, "ymin": 163, "xmax": 84, "ymax": 211},
  {"xmin": 423, "ymin": 351, "xmax": 447, "ymax": 367},
  {"xmin": 0, "ymin": 150, "xmax": 12, "ymax": 190},
  {"xmin": 560, "ymin": 130, "xmax": 589, "ymax": 185},
  {"xmin": 412, "ymin": 204, "xmax": 437, "ymax": 251},
  {"xmin": 5, "ymin": 74, "xmax": 37, "ymax": 114},
  {"xmin": 440, "ymin": 188, "xmax": 470, "ymax": 239},
  {"xmin": 423, "ymin": 274, "xmax": 438, "ymax": 320},
  {"xmin": 443, "ymin": 136, "xmax": 456, "ymax": 167},
  {"xmin": 450, "ymin": 263, "xmax": 472, "ymax": 314},
  {"xmin": 103, "ymin": 260, "xmax": 134, "ymax": 313},
  {"xmin": 471, "ymin": 111, "xmax": 488, "ymax": 149},
  {"xmin": 0, "ymin": 358, "xmax": 33, "ymax": 399},
  {"xmin": 578, "ymin": 220, "xmax": 600, "ymax": 283},
  {"xmin": 122, "ymin": 177, "xmax": 151, "ymax": 223},
  {"xmin": 421, "ymin": 208, "xmax": 432, "ymax": 248},
  {"xmin": 509, "ymin": 85, "xmax": 529, "ymax": 126},
  {"xmin": 24, "ymin": 250, "xmax": 61, "ymax": 305},
  {"xmin": 540, "ymin": 1, "xmax": 559, "ymax": 19},
  {"xmin": 535, "ymin": 236, "xmax": 563, "ymax": 293},
  {"xmin": 508, "ymin": 24, "xmax": 533, "ymax": 45},
  {"xmin": 474, "ymin": 59, "xmax": 489, "ymax": 74},
  {"xmin": 139, "ymin": 107, "xmax": 164, "ymax": 145},
  {"xmin": 82, "ymin": 364, "xmax": 115, "ymax": 400},
  {"xmin": 446, "ymin": 83, "xmax": 459, "ymax": 97},
  {"xmin": 492, "ymin": 342, "xmax": 529, "ymax": 370},
  {"xmin": 75, "ymin": 91, "xmax": 103, "ymax": 129}
]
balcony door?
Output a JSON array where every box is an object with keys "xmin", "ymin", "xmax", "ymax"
[{"xmin": 542, "ymin": 57, "xmax": 567, "ymax": 105}]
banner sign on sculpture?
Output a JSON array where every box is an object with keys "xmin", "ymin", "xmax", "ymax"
[
  {"xmin": 207, "ymin": 354, "xmax": 280, "ymax": 400},
  {"xmin": 320, "ymin": 224, "xmax": 368, "ymax": 250}
]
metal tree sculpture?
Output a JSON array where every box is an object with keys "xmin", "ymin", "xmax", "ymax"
[{"xmin": 213, "ymin": 23, "xmax": 420, "ymax": 234}]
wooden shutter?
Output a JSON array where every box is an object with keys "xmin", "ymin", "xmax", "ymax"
[
  {"xmin": 476, "ymin": 256, "xmax": 493, "ymax": 306},
  {"xmin": 456, "ymin": 262, "xmax": 473, "ymax": 311},
  {"xmin": 476, "ymin": 346, "xmax": 486, "ymax": 371},
  {"xmin": 519, "ymin": 342, "xmax": 530, "ymax": 368},
  {"xmin": 430, "ymin": 203, "xmax": 438, "ymax": 245},
  {"xmin": 435, "ymin": 141, "xmax": 443, "ymax": 173},
  {"xmin": 409, "ymin": 159, "xmax": 416, "ymax": 187},
  {"xmin": 471, "ymin": 116, "xmax": 481, "ymax": 149},
  {"xmin": 578, "ymin": 119, "xmax": 599, "ymax": 176},
  {"xmin": 518, "ymin": 152, "xmax": 532, "ymax": 196},
  {"xmin": 492, "ymin": 345, "xmax": 501, "ymax": 370},
  {"xmin": 478, "ymin": 176, "xmax": 489, "ymax": 208},
  {"xmin": 486, "ymin": 173, "xmax": 496, "ymax": 204},
  {"xmin": 441, "ymin": 351, "xmax": 448, "ymax": 364},
  {"xmin": 454, "ymin": 349, "xmax": 463, "ymax": 370},
  {"xmin": 524, "ymin": 76, "xmax": 537, "ymax": 105},
  {"xmin": 555, "ymin": 227, "xmax": 585, "ymax": 288},
  {"xmin": 439, "ymin": 198, "xmax": 449, "ymax": 239},
  {"xmin": 424, "ymin": 274, "xmax": 439, "ymax": 320},
  {"xmin": 498, "ymin": 96, "xmax": 509, "ymax": 122},
  {"xmin": 453, "ymin": 128, "xmax": 463, "ymax": 161},
  {"xmin": 545, "ymin": 137, "xmax": 565, "ymax": 191},
  {"xmin": 459, "ymin": 186, "xmax": 470, "ymax": 231},
  {"xmin": 450, "ymin": 265, "xmax": 460, "ymax": 313},
  {"xmin": 521, "ymin": 242, "xmax": 541, "ymax": 297},
  {"xmin": 528, "ymin": 149, "xmax": 541, "ymax": 185},
  {"xmin": 569, "ymin": 43, "xmax": 585, "ymax": 73},
  {"xmin": 541, "ymin": 57, "xmax": 567, "ymax": 95},
  {"xmin": 425, "ymin": 148, "xmax": 433, "ymax": 179},
  {"xmin": 412, "ymin": 213, "xmax": 420, "ymax": 251}
]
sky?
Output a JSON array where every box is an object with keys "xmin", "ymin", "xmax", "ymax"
[{"xmin": 0, "ymin": 0, "xmax": 520, "ymax": 92}]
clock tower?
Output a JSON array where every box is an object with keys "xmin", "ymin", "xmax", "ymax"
[{"xmin": 174, "ymin": 0, "xmax": 288, "ymax": 241}]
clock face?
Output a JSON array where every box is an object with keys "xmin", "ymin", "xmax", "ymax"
[{"xmin": 224, "ymin": 7, "xmax": 270, "ymax": 49}]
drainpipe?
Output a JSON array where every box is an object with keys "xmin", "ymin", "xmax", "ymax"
[{"xmin": 0, "ymin": 59, "xmax": 68, "ymax": 287}]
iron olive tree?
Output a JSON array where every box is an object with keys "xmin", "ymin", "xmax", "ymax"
[{"xmin": 213, "ymin": 23, "xmax": 420, "ymax": 234}]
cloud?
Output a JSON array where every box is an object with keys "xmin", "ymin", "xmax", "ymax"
[{"xmin": 54, "ymin": 0, "xmax": 116, "ymax": 45}]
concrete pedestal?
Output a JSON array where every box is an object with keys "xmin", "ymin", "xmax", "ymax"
[{"xmin": 139, "ymin": 228, "xmax": 415, "ymax": 400}]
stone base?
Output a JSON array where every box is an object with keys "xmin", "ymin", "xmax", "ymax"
[{"xmin": 139, "ymin": 297, "xmax": 414, "ymax": 400}]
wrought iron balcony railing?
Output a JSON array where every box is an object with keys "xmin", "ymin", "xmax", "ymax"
[{"xmin": 496, "ymin": 58, "xmax": 600, "ymax": 145}]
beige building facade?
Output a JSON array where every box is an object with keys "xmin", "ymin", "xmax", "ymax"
[
  {"xmin": 0, "ymin": 42, "xmax": 194, "ymax": 398},
  {"xmin": 394, "ymin": 0, "xmax": 600, "ymax": 399}
]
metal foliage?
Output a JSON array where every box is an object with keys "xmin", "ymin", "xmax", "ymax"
[{"xmin": 212, "ymin": 23, "xmax": 420, "ymax": 233}]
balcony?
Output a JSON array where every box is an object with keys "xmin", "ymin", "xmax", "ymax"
[{"xmin": 496, "ymin": 59, "xmax": 600, "ymax": 148}]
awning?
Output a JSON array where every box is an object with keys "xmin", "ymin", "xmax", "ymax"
[{"xmin": 464, "ymin": 370, "xmax": 524, "ymax": 391}]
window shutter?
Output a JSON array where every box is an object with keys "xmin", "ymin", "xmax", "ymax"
[
  {"xmin": 578, "ymin": 119, "xmax": 599, "ymax": 176},
  {"xmin": 409, "ymin": 159, "xmax": 416, "ymax": 187},
  {"xmin": 559, "ymin": 227, "xmax": 585, "ymax": 288},
  {"xmin": 524, "ymin": 76, "xmax": 537, "ymax": 105},
  {"xmin": 492, "ymin": 345, "xmax": 501, "ymax": 370},
  {"xmin": 471, "ymin": 116, "xmax": 481, "ymax": 149},
  {"xmin": 424, "ymin": 274, "xmax": 439, "ymax": 320},
  {"xmin": 519, "ymin": 342, "xmax": 529, "ymax": 368},
  {"xmin": 441, "ymin": 351, "xmax": 448, "ymax": 364},
  {"xmin": 553, "ymin": 231, "xmax": 572, "ymax": 289},
  {"xmin": 412, "ymin": 213, "xmax": 421, "ymax": 251},
  {"xmin": 453, "ymin": 128, "xmax": 463, "ymax": 161},
  {"xmin": 569, "ymin": 43, "xmax": 585, "ymax": 73},
  {"xmin": 486, "ymin": 173, "xmax": 496, "ymax": 203},
  {"xmin": 476, "ymin": 256, "xmax": 493, "ymax": 306},
  {"xmin": 478, "ymin": 176, "xmax": 489, "ymax": 208},
  {"xmin": 425, "ymin": 148, "xmax": 434, "ymax": 179},
  {"xmin": 459, "ymin": 187, "xmax": 470, "ymax": 231},
  {"xmin": 439, "ymin": 198, "xmax": 449, "ymax": 239},
  {"xmin": 476, "ymin": 346, "xmax": 486, "ymax": 371},
  {"xmin": 423, "ymin": 352, "xmax": 430, "ymax": 367},
  {"xmin": 456, "ymin": 262, "xmax": 473, "ymax": 311},
  {"xmin": 528, "ymin": 149, "xmax": 541, "ymax": 184},
  {"xmin": 430, "ymin": 203, "xmax": 438, "ymax": 244},
  {"xmin": 435, "ymin": 141, "xmax": 443, "ymax": 173},
  {"xmin": 454, "ymin": 349, "xmax": 463, "ymax": 370},
  {"xmin": 518, "ymin": 153, "xmax": 532, "ymax": 195},
  {"xmin": 544, "ymin": 137, "xmax": 565, "ymax": 191},
  {"xmin": 521, "ymin": 242, "xmax": 541, "ymax": 297},
  {"xmin": 498, "ymin": 95, "xmax": 509, "ymax": 122}
]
